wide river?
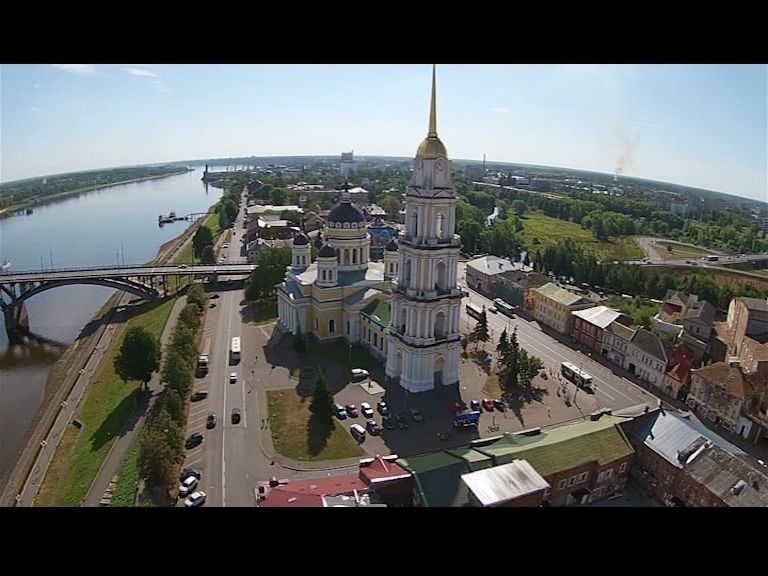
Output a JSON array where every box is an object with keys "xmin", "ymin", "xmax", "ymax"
[{"xmin": 0, "ymin": 168, "xmax": 222, "ymax": 477}]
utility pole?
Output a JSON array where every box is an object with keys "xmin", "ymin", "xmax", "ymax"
[{"xmin": 49, "ymin": 249, "xmax": 54, "ymax": 270}]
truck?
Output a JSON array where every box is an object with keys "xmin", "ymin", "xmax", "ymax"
[
  {"xmin": 453, "ymin": 410, "xmax": 481, "ymax": 429},
  {"xmin": 196, "ymin": 337, "xmax": 212, "ymax": 376}
]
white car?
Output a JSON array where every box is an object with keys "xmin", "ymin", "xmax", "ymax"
[
  {"xmin": 351, "ymin": 368, "xmax": 370, "ymax": 383},
  {"xmin": 184, "ymin": 491, "xmax": 207, "ymax": 507},
  {"xmin": 360, "ymin": 402, "xmax": 374, "ymax": 418},
  {"xmin": 179, "ymin": 475, "xmax": 198, "ymax": 497},
  {"xmin": 222, "ymin": 243, "xmax": 229, "ymax": 249},
  {"xmin": 229, "ymin": 372, "xmax": 237, "ymax": 384}
]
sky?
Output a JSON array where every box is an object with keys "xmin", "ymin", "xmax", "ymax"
[{"xmin": 1, "ymin": 64, "xmax": 766, "ymax": 202}]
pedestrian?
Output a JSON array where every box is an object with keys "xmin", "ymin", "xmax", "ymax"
[{"xmin": 547, "ymin": 408, "xmax": 551, "ymax": 418}]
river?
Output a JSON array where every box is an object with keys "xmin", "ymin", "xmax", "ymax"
[{"xmin": 0, "ymin": 168, "xmax": 222, "ymax": 477}]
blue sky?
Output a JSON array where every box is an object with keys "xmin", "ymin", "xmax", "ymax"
[{"xmin": 2, "ymin": 64, "xmax": 766, "ymax": 202}]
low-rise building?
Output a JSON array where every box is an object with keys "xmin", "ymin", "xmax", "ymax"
[
  {"xmin": 661, "ymin": 343, "xmax": 695, "ymax": 400},
  {"xmin": 398, "ymin": 413, "xmax": 635, "ymax": 507},
  {"xmin": 620, "ymin": 408, "xmax": 768, "ymax": 507},
  {"xmin": 461, "ymin": 460, "xmax": 550, "ymax": 507},
  {"xmin": 533, "ymin": 282, "xmax": 595, "ymax": 335},
  {"xmin": 627, "ymin": 328, "xmax": 669, "ymax": 387},
  {"xmin": 360, "ymin": 296, "xmax": 390, "ymax": 362},
  {"xmin": 493, "ymin": 269, "xmax": 549, "ymax": 309},
  {"xmin": 571, "ymin": 306, "xmax": 628, "ymax": 354},
  {"xmin": 687, "ymin": 362, "xmax": 750, "ymax": 433},
  {"xmin": 465, "ymin": 256, "xmax": 527, "ymax": 295},
  {"xmin": 603, "ymin": 321, "xmax": 637, "ymax": 370},
  {"xmin": 682, "ymin": 299, "xmax": 716, "ymax": 361}
]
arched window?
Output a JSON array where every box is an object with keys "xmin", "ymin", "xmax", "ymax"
[
  {"xmin": 435, "ymin": 211, "xmax": 445, "ymax": 239},
  {"xmin": 315, "ymin": 318, "xmax": 319, "ymax": 331},
  {"xmin": 322, "ymin": 270, "xmax": 326, "ymax": 281},
  {"xmin": 329, "ymin": 319, "xmax": 335, "ymax": 334},
  {"xmin": 347, "ymin": 320, "xmax": 350, "ymax": 334},
  {"xmin": 410, "ymin": 211, "xmax": 418, "ymax": 238},
  {"xmin": 344, "ymin": 249, "xmax": 350, "ymax": 266},
  {"xmin": 352, "ymin": 249, "xmax": 357, "ymax": 264},
  {"xmin": 436, "ymin": 261, "xmax": 447, "ymax": 292},
  {"xmin": 434, "ymin": 311, "xmax": 446, "ymax": 339}
]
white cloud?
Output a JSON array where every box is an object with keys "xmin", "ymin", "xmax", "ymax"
[
  {"xmin": 492, "ymin": 107, "xmax": 509, "ymax": 114},
  {"xmin": 124, "ymin": 67, "xmax": 157, "ymax": 77},
  {"xmin": 30, "ymin": 106, "xmax": 43, "ymax": 112},
  {"xmin": 51, "ymin": 64, "xmax": 97, "ymax": 75}
]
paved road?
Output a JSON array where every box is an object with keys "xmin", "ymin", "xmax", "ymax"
[
  {"xmin": 633, "ymin": 236, "xmax": 768, "ymax": 267},
  {"xmin": 457, "ymin": 262, "xmax": 653, "ymax": 414}
]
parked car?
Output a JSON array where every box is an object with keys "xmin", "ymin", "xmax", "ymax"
[
  {"xmin": 229, "ymin": 372, "xmax": 237, "ymax": 384},
  {"xmin": 395, "ymin": 414, "xmax": 409, "ymax": 430},
  {"xmin": 382, "ymin": 415, "xmax": 395, "ymax": 430},
  {"xmin": 185, "ymin": 432, "xmax": 203, "ymax": 449},
  {"xmin": 184, "ymin": 491, "xmax": 207, "ymax": 507},
  {"xmin": 351, "ymin": 368, "xmax": 370, "ymax": 383},
  {"xmin": 206, "ymin": 412, "xmax": 217, "ymax": 429},
  {"xmin": 179, "ymin": 475, "xmax": 199, "ymax": 497},
  {"xmin": 222, "ymin": 243, "xmax": 229, "ymax": 249},
  {"xmin": 350, "ymin": 423, "xmax": 366, "ymax": 442},
  {"xmin": 179, "ymin": 468, "xmax": 201, "ymax": 482},
  {"xmin": 361, "ymin": 402, "xmax": 374, "ymax": 418},
  {"xmin": 345, "ymin": 404, "xmax": 359, "ymax": 418},
  {"xmin": 482, "ymin": 398, "xmax": 495, "ymax": 412},
  {"xmin": 470, "ymin": 399, "xmax": 481, "ymax": 412},
  {"xmin": 366, "ymin": 419, "xmax": 381, "ymax": 435},
  {"xmin": 409, "ymin": 407, "xmax": 424, "ymax": 422},
  {"xmin": 231, "ymin": 408, "xmax": 241, "ymax": 424},
  {"xmin": 493, "ymin": 399, "xmax": 506, "ymax": 412},
  {"xmin": 191, "ymin": 391, "xmax": 208, "ymax": 402},
  {"xmin": 452, "ymin": 400, "xmax": 468, "ymax": 415},
  {"xmin": 177, "ymin": 264, "xmax": 188, "ymax": 269},
  {"xmin": 334, "ymin": 403, "xmax": 348, "ymax": 420},
  {"xmin": 210, "ymin": 294, "xmax": 220, "ymax": 299},
  {"xmin": 377, "ymin": 401, "xmax": 390, "ymax": 416}
]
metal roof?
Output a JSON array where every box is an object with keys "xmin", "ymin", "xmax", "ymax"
[
  {"xmin": 461, "ymin": 460, "xmax": 550, "ymax": 506},
  {"xmin": 572, "ymin": 306, "xmax": 623, "ymax": 329}
]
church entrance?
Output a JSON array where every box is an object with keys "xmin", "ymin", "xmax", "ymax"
[{"xmin": 434, "ymin": 356, "xmax": 444, "ymax": 387}]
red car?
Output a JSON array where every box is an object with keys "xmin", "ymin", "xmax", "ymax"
[
  {"xmin": 452, "ymin": 401, "xmax": 467, "ymax": 415},
  {"xmin": 482, "ymin": 398, "xmax": 495, "ymax": 412},
  {"xmin": 345, "ymin": 404, "xmax": 359, "ymax": 418}
]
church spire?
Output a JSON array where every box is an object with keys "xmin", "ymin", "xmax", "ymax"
[{"xmin": 428, "ymin": 64, "xmax": 438, "ymax": 138}]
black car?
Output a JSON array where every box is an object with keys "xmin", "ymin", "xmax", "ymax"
[
  {"xmin": 231, "ymin": 408, "xmax": 241, "ymax": 424},
  {"xmin": 185, "ymin": 433, "xmax": 203, "ymax": 449},
  {"xmin": 382, "ymin": 415, "xmax": 395, "ymax": 430},
  {"xmin": 493, "ymin": 399, "xmax": 506, "ymax": 412},
  {"xmin": 210, "ymin": 294, "xmax": 220, "ymax": 299},
  {"xmin": 470, "ymin": 399, "xmax": 481, "ymax": 412},
  {"xmin": 191, "ymin": 391, "xmax": 208, "ymax": 402},
  {"xmin": 395, "ymin": 414, "xmax": 409, "ymax": 430},
  {"xmin": 206, "ymin": 413, "xmax": 217, "ymax": 429},
  {"xmin": 179, "ymin": 468, "xmax": 202, "ymax": 482},
  {"xmin": 366, "ymin": 419, "xmax": 381, "ymax": 436},
  {"xmin": 377, "ymin": 401, "xmax": 390, "ymax": 416}
]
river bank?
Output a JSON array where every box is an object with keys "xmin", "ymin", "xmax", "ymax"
[
  {"xmin": 0, "ymin": 168, "xmax": 192, "ymax": 219},
  {"xmin": 0, "ymin": 207, "xmax": 212, "ymax": 504}
]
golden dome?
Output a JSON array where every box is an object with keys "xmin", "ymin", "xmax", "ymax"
[{"xmin": 416, "ymin": 136, "xmax": 448, "ymax": 159}]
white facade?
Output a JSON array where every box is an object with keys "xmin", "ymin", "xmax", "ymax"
[{"xmin": 385, "ymin": 67, "xmax": 463, "ymax": 393}]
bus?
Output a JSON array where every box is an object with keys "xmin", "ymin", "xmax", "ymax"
[
  {"xmin": 493, "ymin": 298, "xmax": 515, "ymax": 317},
  {"xmin": 466, "ymin": 302, "xmax": 484, "ymax": 320},
  {"xmin": 560, "ymin": 361, "xmax": 594, "ymax": 391},
  {"xmin": 230, "ymin": 337, "xmax": 241, "ymax": 364}
]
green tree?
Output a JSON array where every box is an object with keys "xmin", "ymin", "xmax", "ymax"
[
  {"xmin": 156, "ymin": 388, "xmax": 184, "ymax": 423},
  {"xmin": 161, "ymin": 347, "xmax": 193, "ymax": 397},
  {"xmin": 496, "ymin": 328, "xmax": 510, "ymax": 368},
  {"xmin": 192, "ymin": 226, "xmax": 214, "ymax": 260},
  {"xmin": 114, "ymin": 325, "xmax": 161, "ymax": 390},
  {"xmin": 186, "ymin": 283, "xmax": 207, "ymax": 314},
  {"xmin": 471, "ymin": 309, "xmax": 490, "ymax": 351},
  {"xmin": 309, "ymin": 371, "xmax": 334, "ymax": 427},
  {"xmin": 518, "ymin": 348, "xmax": 544, "ymax": 388},
  {"xmin": 245, "ymin": 246, "xmax": 292, "ymax": 300},
  {"xmin": 178, "ymin": 303, "xmax": 201, "ymax": 332},
  {"xmin": 170, "ymin": 324, "xmax": 197, "ymax": 367},
  {"xmin": 293, "ymin": 323, "xmax": 306, "ymax": 353},
  {"xmin": 512, "ymin": 200, "xmax": 527, "ymax": 216},
  {"xmin": 271, "ymin": 187, "xmax": 288, "ymax": 205},
  {"xmin": 201, "ymin": 245, "xmax": 216, "ymax": 265},
  {"xmin": 139, "ymin": 410, "xmax": 183, "ymax": 491}
]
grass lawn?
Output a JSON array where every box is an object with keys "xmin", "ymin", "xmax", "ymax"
[
  {"xmin": 521, "ymin": 211, "xmax": 644, "ymax": 261},
  {"xmin": 267, "ymin": 390, "xmax": 364, "ymax": 461},
  {"xmin": 204, "ymin": 212, "xmax": 222, "ymax": 243},
  {"xmin": 607, "ymin": 296, "xmax": 660, "ymax": 328},
  {"xmin": 109, "ymin": 434, "xmax": 142, "ymax": 507},
  {"xmin": 308, "ymin": 341, "xmax": 382, "ymax": 374},
  {"xmin": 177, "ymin": 240, "xmax": 195, "ymax": 265},
  {"xmin": 654, "ymin": 241, "xmax": 720, "ymax": 260},
  {"xmin": 35, "ymin": 424, "xmax": 80, "ymax": 506},
  {"xmin": 52, "ymin": 298, "xmax": 174, "ymax": 505}
]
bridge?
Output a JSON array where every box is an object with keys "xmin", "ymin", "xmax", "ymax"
[{"xmin": 0, "ymin": 263, "xmax": 256, "ymax": 332}]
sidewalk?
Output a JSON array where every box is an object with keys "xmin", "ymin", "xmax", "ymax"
[{"xmin": 83, "ymin": 296, "xmax": 188, "ymax": 506}]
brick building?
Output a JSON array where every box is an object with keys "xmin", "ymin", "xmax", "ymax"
[{"xmin": 571, "ymin": 305, "xmax": 629, "ymax": 354}]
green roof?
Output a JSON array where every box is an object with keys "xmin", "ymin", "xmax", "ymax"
[
  {"xmin": 535, "ymin": 282, "xmax": 590, "ymax": 307},
  {"xmin": 474, "ymin": 416, "xmax": 634, "ymax": 476},
  {"xmin": 362, "ymin": 299, "xmax": 391, "ymax": 326},
  {"xmin": 397, "ymin": 452, "xmax": 472, "ymax": 507},
  {"xmin": 447, "ymin": 447, "xmax": 494, "ymax": 471}
]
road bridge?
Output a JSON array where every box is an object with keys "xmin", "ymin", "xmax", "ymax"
[{"xmin": 0, "ymin": 263, "xmax": 256, "ymax": 333}]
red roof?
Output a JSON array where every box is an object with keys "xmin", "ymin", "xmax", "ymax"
[
  {"xmin": 666, "ymin": 344, "xmax": 695, "ymax": 385},
  {"xmin": 259, "ymin": 474, "xmax": 368, "ymax": 507},
  {"xmin": 661, "ymin": 302, "xmax": 682, "ymax": 317},
  {"xmin": 359, "ymin": 455, "xmax": 412, "ymax": 484}
]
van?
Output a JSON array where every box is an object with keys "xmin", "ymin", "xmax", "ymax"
[
  {"xmin": 350, "ymin": 424, "xmax": 366, "ymax": 442},
  {"xmin": 179, "ymin": 475, "xmax": 198, "ymax": 497}
]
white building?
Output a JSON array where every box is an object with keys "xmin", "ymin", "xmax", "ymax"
[
  {"xmin": 340, "ymin": 151, "xmax": 357, "ymax": 176},
  {"xmin": 385, "ymin": 67, "xmax": 463, "ymax": 393}
]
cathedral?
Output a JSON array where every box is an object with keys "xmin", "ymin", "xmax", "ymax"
[{"xmin": 277, "ymin": 66, "xmax": 462, "ymax": 393}]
